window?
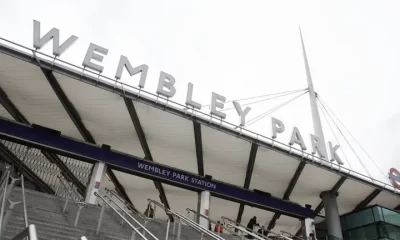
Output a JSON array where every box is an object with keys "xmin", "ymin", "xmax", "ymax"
[
  {"xmin": 343, "ymin": 223, "xmax": 379, "ymax": 240},
  {"xmin": 381, "ymin": 208, "xmax": 400, "ymax": 227},
  {"xmin": 344, "ymin": 208, "xmax": 375, "ymax": 230},
  {"xmin": 381, "ymin": 222, "xmax": 400, "ymax": 240}
]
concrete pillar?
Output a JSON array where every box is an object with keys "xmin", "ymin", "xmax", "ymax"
[
  {"xmin": 320, "ymin": 191, "xmax": 343, "ymax": 239},
  {"xmin": 198, "ymin": 191, "xmax": 210, "ymax": 228},
  {"xmin": 85, "ymin": 162, "xmax": 107, "ymax": 204}
]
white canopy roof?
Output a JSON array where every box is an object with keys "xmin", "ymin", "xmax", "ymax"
[{"xmin": 0, "ymin": 40, "xmax": 398, "ymax": 235}]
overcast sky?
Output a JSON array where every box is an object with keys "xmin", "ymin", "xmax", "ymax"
[{"xmin": 0, "ymin": 0, "xmax": 399, "ymax": 185}]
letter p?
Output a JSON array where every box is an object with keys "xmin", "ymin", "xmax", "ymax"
[{"xmin": 271, "ymin": 117, "xmax": 285, "ymax": 139}]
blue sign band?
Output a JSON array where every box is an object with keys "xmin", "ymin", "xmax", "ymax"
[{"xmin": 0, "ymin": 118, "xmax": 314, "ymax": 219}]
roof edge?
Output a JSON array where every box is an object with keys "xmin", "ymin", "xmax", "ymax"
[{"xmin": 0, "ymin": 39, "xmax": 398, "ymax": 198}]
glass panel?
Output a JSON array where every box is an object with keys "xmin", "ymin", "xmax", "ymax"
[
  {"xmin": 341, "ymin": 215, "xmax": 348, "ymax": 231},
  {"xmin": 343, "ymin": 223, "xmax": 379, "ymax": 240},
  {"xmin": 345, "ymin": 208, "xmax": 375, "ymax": 229},
  {"xmin": 382, "ymin": 208, "xmax": 400, "ymax": 227},
  {"xmin": 327, "ymin": 235, "xmax": 344, "ymax": 240},
  {"xmin": 381, "ymin": 222, "xmax": 400, "ymax": 240},
  {"xmin": 316, "ymin": 229, "xmax": 328, "ymax": 239},
  {"xmin": 373, "ymin": 206, "xmax": 384, "ymax": 222}
]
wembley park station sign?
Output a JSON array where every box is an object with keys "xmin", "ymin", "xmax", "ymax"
[{"xmin": 32, "ymin": 20, "xmax": 343, "ymax": 166}]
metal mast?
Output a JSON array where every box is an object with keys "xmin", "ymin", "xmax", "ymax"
[{"xmin": 299, "ymin": 28, "xmax": 327, "ymax": 158}]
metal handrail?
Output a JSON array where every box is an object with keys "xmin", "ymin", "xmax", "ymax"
[
  {"xmin": 11, "ymin": 224, "xmax": 38, "ymax": 240},
  {"xmin": 147, "ymin": 199, "xmax": 174, "ymax": 217},
  {"xmin": 21, "ymin": 175, "xmax": 29, "ymax": 228},
  {"xmin": 148, "ymin": 198, "xmax": 225, "ymax": 240},
  {"xmin": 105, "ymin": 188, "xmax": 151, "ymax": 221},
  {"xmin": 221, "ymin": 216, "xmax": 256, "ymax": 234},
  {"xmin": 281, "ymin": 231, "xmax": 305, "ymax": 240},
  {"xmin": 186, "ymin": 208, "xmax": 237, "ymax": 236},
  {"xmin": 105, "ymin": 194, "xmax": 158, "ymax": 240},
  {"xmin": 94, "ymin": 192, "xmax": 150, "ymax": 239},
  {"xmin": 0, "ymin": 167, "xmax": 10, "ymax": 195},
  {"xmin": 222, "ymin": 217, "xmax": 297, "ymax": 240},
  {"xmin": 57, "ymin": 175, "xmax": 84, "ymax": 203},
  {"xmin": 0, "ymin": 166, "xmax": 11, "ymax": 200},
  {"xmin": 176, "ymin": 212, "xmax": 226, "ymax": 240},
  {"xmin": 226, "ymin": 223, "xmax": 269, "ymax": 240},
  {"xmin": 0, "ymin": 166, "xmax": 30, "ymax": 238},
  {"xmin": 57, "ymin": 175, "xmax": 87, "ymax": 227},
  {"xmin": 0, "ymin": 167, "xmax": 10, "ymax": 238}
]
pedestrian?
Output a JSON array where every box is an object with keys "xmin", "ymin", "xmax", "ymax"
[
  {"xmin": 214, "ymin": 221, "xmax": 223, "ymax": 233},
  {"xmin": 144, "ymin": 203, "xmax": 154, "ymax": 218},
  {"xmin": 246, "ymin": 216, "xmax": 258, "ymax": 239}
]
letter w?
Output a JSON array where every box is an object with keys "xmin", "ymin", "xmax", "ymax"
[{"xmin": 33, "ymin": 20, "xmax": 78, "ymax": 56}]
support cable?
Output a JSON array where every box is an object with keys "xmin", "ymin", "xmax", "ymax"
[
  {"xmin": 317, "ymin": 96, "xmax": 387, "ymax": 180},
  {"xmin": 202, "ymin": 89, "xmax": 306, "ymax": 107},
  {"xmin": 221, "ymin": 89, "xmax": 307, "ymax": 112},
  {"xmin": 318, "ymin": 97, "xmax": 370, "ymax": 176},
  {"xmin": 245, "ymin": 91, "xmax": 308, "ymax": 127},
  {"xmin": 316, "ymin": 98, "xmax": 352, "ymax": 169}
]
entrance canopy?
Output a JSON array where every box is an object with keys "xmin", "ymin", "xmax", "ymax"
[{"xmin": 0, "ymin": 40, "xmax": 398, "ymax": 235}]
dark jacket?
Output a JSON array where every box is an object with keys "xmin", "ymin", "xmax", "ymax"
[
  {"xmin": 246, "ymin": 218, "xmax": 257, "ymax": 230},
  {"xmin": 246, "ymin": 218, "xmax": 258, "ymax": 239},
  {"xmin": 144, "ymin": 206, "xmax": 154, "ymax": 218}
]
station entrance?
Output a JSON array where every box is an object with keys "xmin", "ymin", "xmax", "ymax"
[{"xmin": 0, "ymin": 25, "xmax": 398, "ymax": 240}]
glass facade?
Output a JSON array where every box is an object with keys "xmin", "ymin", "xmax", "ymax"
[{"xmin": 317, "ymin": 206, "xmax": 400, "ymax": 240}]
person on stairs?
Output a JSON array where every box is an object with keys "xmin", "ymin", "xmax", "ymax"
[
  {"xmin": 214, "ymin": 221, "xmax": 223, "ymax": 233},
  {"xmin": 246, "ymin": 216, "xmax": 259, "ymax": 239},
  {"xmin": 144, "ymin": 203, "xmax": 154, "ymax": 218}
]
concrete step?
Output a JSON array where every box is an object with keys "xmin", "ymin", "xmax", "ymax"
[
  {"xmin": 7, "ymin": 220, "xmax": 132, "ymax": 239},
  {"xmin": 7, "ymin": 187, "xmax": 176, "ymax": 239},
  {"xmin": 5, "ymin": 226, "xmax": 80, "ymax": 240},
  {"xmin": 13, "ymin": 204, "xmax": 124, "ymax": 224},
  {"xmin": 10, "ymin": 214, "xmax": 130, "ymax": 237},
  {"xmin": 11, "ymin": 207, "xmax": 132, "ymax": 236}
]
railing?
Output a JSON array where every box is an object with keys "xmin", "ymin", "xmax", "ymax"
[
  {"xmin": 221, "ymin": 216, "xmax": 299, "ymax": 240},
  {"xmin": 148, "ymin": 198, "xmax": 225, "ymax": 240},
  {"xmin": 21, "ymin": 175, "xmax": 29, "ymax": 228},
  {"xmin": 0, "ymin": 166, "xmax": 31, "ymax": 239},
  {"xmin": 186, "ymin": 208, "xmax": 237, "ymax": 236},
  {"xmin": 105, "ymin": 188, "xmax": 151, "ymax": 223},
  {"xmin": 56, "ymin": 175, "xmax": 87, "ymax": 227},
  {"xmin": 101, "ymin": 190, "xmax": 158, "ymax": 239},
  {"xmin": 94, "ymin": 192, "xmax": 156, "ymax": 240},
  {"xmin": 0, "ymin": 166, "xmax": 11, "ymax": 239},
  {"xmin": 55, "ymin": 175, "xmax": 83, "ymax": 202},
  {"xmin": 2, "ymin": 140, "xmax": 92, "ymax": 194},
  {"xmin": 281, "ymin": 231, "xmax": 306, "ymax": 240},
  {"xmin": 221, "ymin": 216, "xmax": 262, "ymax": 238},
  {"xmin": 225, "ymin": 223, "xmax": 269, "ymax": 240},
  {"xmin": 10, "ymin": 224, "xmax": 38, "ymax": 240}
]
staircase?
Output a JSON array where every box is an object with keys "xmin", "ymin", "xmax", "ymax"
[
  {"xmin": 3, "ymin": 187, "xmax": 237, "ymax": 240},
  {"xmin": 4, "ymin": 187, "xmax": 133, "ymax": 240}
]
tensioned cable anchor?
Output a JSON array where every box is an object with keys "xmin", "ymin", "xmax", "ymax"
[
  {"xmin": 245, "ymin": 91, "xmax": 308, "ymax": 127},
  {"xmin": 317, "ymin": 96, "xmax": 374, "ymax": 178},
  {"xmin": 202, "ymin": 88, "xmax": 306, "ymax": 108},
  {"xmin": 316, "ymin": 98, "xmax": 351, "ymax": 169}
]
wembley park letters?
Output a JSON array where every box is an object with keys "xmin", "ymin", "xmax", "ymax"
[{"xmin": 32, "ymin": 20, "xmax": 343, "ymax": 165}]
